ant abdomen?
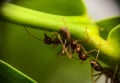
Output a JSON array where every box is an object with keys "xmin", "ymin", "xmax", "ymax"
[{"xmin": 78, "ymin": 53, "xmax": 88, "ymax": 61}]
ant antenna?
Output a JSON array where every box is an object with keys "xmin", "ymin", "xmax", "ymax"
[
  {"xmin": 24, "ymin": 26, "xmax": 43, "ymax": 41},
  {"xmin": 91, "ymin": 66, "xmax": 95, "ymax": 83}
]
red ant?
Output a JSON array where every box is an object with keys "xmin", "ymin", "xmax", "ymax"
[{"xmin": 90, "ymin": 60, "xmax": 119, "ymax": 83}]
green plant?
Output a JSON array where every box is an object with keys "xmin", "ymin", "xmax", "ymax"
[{"xmin": 0, "ymin": 0, "xmax": 120, "ymax": 83}]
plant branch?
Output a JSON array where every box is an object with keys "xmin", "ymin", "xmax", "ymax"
[{"xmin": 0, "ymin": 3, "xmax": 91, "ymax": 31}]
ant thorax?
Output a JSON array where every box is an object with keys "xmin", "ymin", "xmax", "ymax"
[{"xmin": 58, "ymin": 28, "xmax": 71, "ymax": 40}]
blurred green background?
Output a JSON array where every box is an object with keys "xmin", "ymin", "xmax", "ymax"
[
  {"xmin": 0, "ymin": 0, "xmax": 91, "ymax": 83},
  {"xmin": 1, "ymin": 0, "xmax": 119, "ymax": 83}
]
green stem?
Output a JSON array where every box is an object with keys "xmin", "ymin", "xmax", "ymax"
[
  {"xmin": 0, "ymin": 3, "xmax": 91, "ymax": 31},
  {"xmin": 0, "ymin": 3, "xmax": 119, "ymax": 67}
]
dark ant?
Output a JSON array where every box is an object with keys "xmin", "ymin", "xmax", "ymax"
[
  {"xmin": 24, "ymin": 26, "xmax": 97, "ymax": 62},
  {"xmin": 90, "ymin": 60, "xmax": 119, "ymax": 83},
  {"xmin": 24, "ymin": 27, "xmax": 71, "ymax": 57},
  {"xmin": 24, "ymin": 26, "xmax": 91, "ymax": 60}
]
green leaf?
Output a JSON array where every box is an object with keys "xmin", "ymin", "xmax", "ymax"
[
  {"xmin": 0, "ymin": 59, "xmax": 37, "ymax": 83},
  {"xmin": 11, "ymin": 0, "xmax": 87, "ymax": 16},
  {"xmin": 96, "ymin": 16, "xmax": 120, "ymax": 39},
  {"xmin": 95, "ymin": 17, "xmax": 120, "ymax": 66},
  {"xmin": 107, "ymin": 24, "xmax": 120, "ymax": 59}
]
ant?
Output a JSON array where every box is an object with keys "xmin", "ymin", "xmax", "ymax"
[
  {"xmin": 90, "ymin": 59, "xmax": 119, "ymax": 83},
  {"xmin": 24, "ymin": 26, "xmax": 71, "ymax": 58},
  {"xmin": 24, "ymin": 24, "xmax": 92, "ymax": 60}
]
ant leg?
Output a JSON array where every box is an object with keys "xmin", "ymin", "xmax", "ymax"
[
  {"xmin": 111, "ymin": 63, "xmax": 119, "ymax": 83},
  {"xmin": 79, "ymin": 44, "xmax": 97, "ymax": 56},
  {"xmin": 94, "ymin": 73, "xmax": 102, "ymax": 82},
  {"xmin": 49, "ymin": 32, "xmax": 64, "ymax": 54},
  {"xmin": 86, "ymin": 49, "xmax": 98, "ymax": 54},
  {"xmin": 79, "ymin": 44, "xmax": 87, "ymax": 53},
  {"xmin": 95, "ymin": 50, "xmax": 100, "ymax": 61},
  {"xmin": 105, "ymin": 77, "xmax": 109, "ymax": 83},
  {"xmin": 24, "ymin": 26, "xmax": 42, "ymax": 41},
  {"xmin": 67, "ymin": 42, "xmax": 73, "ymax": 58},
  {"xmin": 90, "ymin": 50, "xmax": 100, "ymax": 83},
  {"xmin": 57, "ymin": 48, "xmax": 65, "ymax": 56},
  {"xmin": 91, "ymin": 68, "xmax": 102, "ymax": 83},
  {"xmin": 91, "ymin": 67, "xmax": 95, "ymax": 83},
  {"xmin": 64, "ymin": 39, "xmax": 73, "ymax": 58},
  {"xmin": 93, "ymin": 72, "xmax": 102, "ymax": 76},
  {"xmin": 50, "ymin": 32, "xmax": 58, "ymax": 39},
  {"xmin": 56, "ymin": 34, "xmax": 71, "ymax": 58}
]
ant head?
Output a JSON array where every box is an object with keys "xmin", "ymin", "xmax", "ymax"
[
  {"xmin": 90, "ymin": 60, "xmax": 102, "ymax": 71},
  {"xmin": 44, "ymin": 33, "xmax": 53, "ymax": 44}
]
